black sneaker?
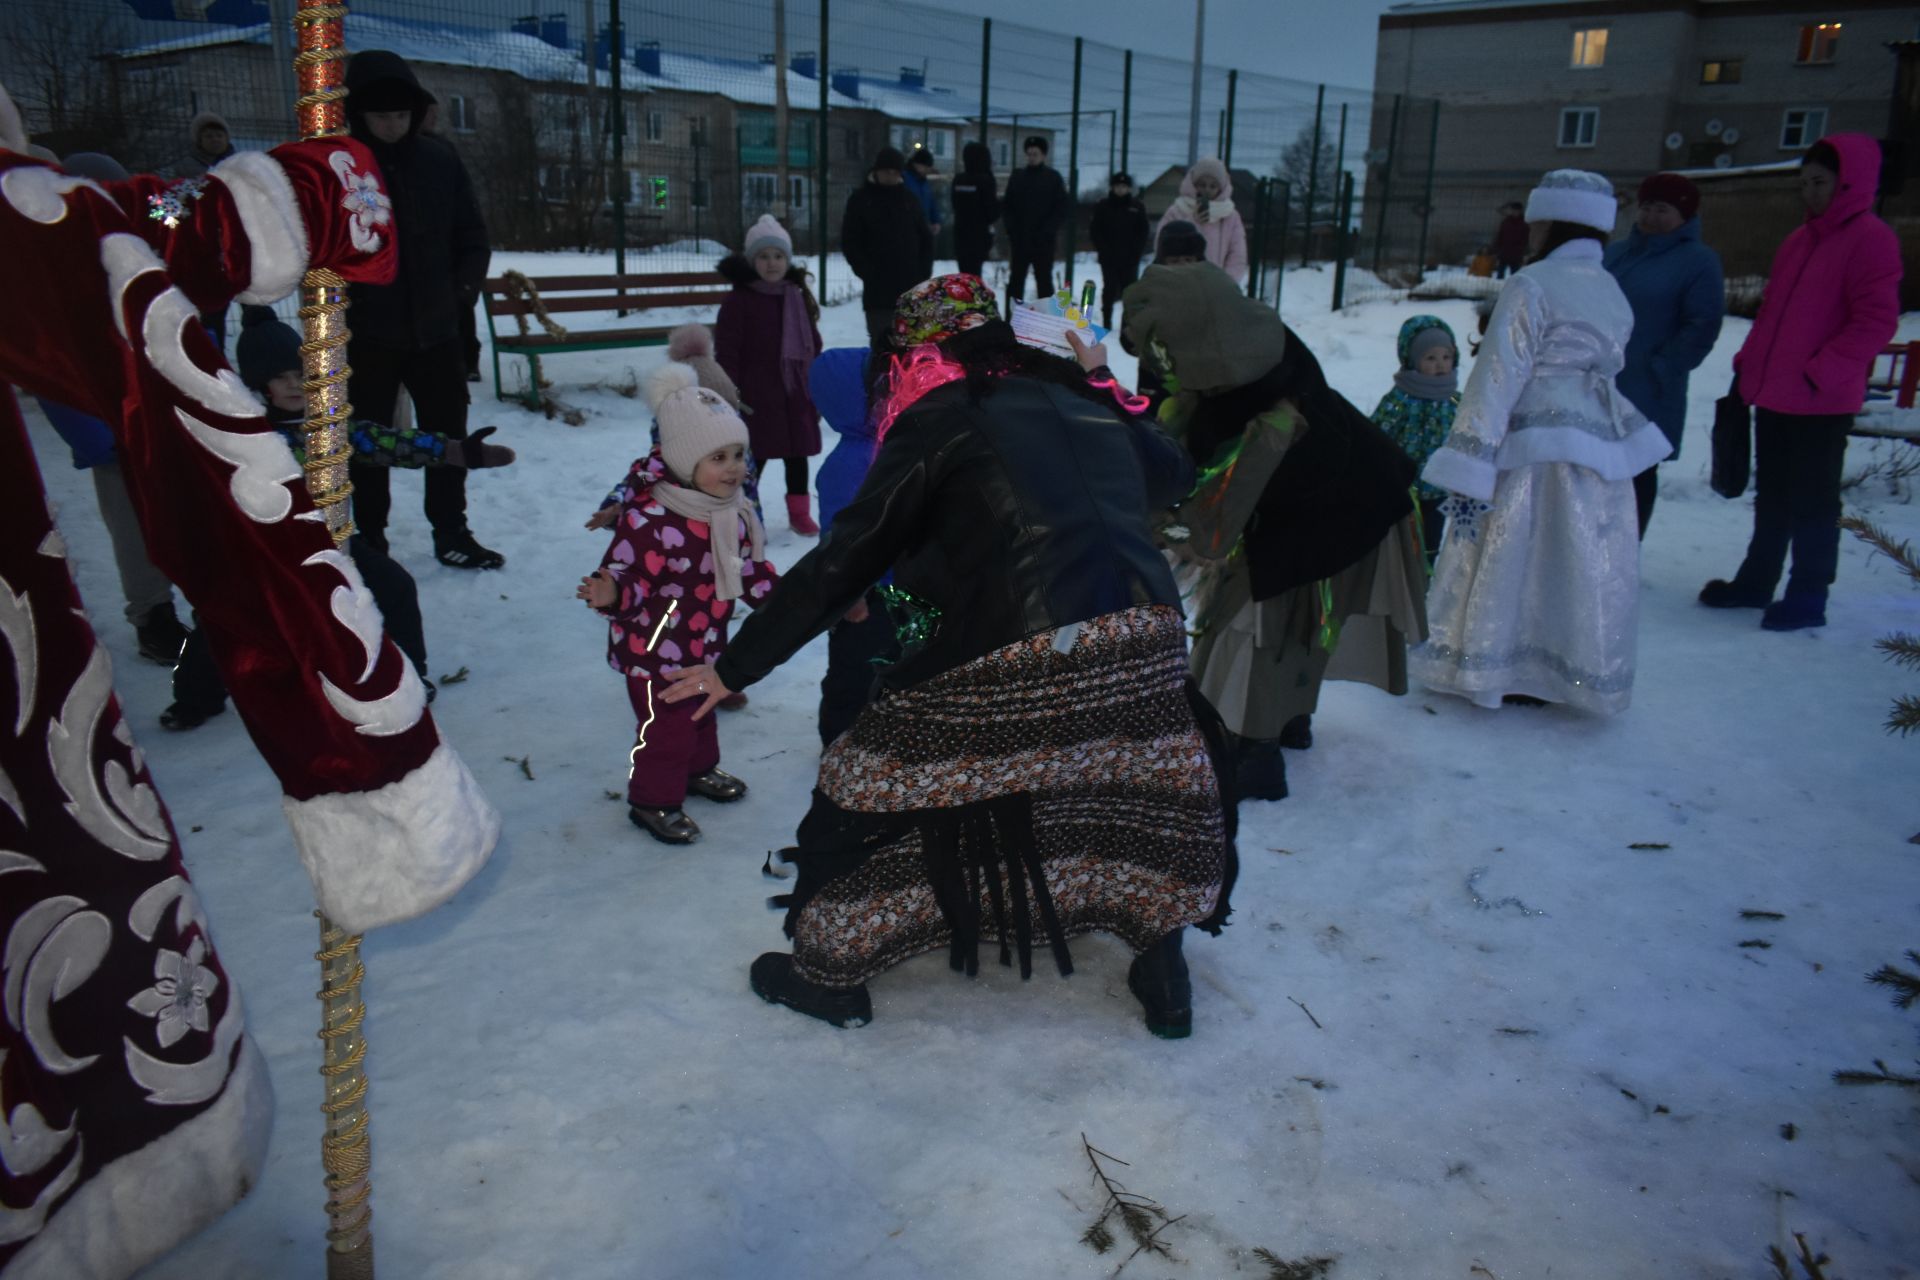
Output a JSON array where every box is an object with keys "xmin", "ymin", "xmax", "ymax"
[
  {"xmin": 1698, "ymin": 578, "xmax": 1771, "ymax": 609},
  {"xmin": 1761, "ymin": 594, "xmax": 1826, "ymax": 632},
  {"xmin": 136, "ymin": 604, "xmax": 190, "ymax": 665},
  {"xmin": 749, "ymin": 953, "xmax": 872, "ymax": 1028},
  {"xmin": 1279, "ymin": 714, "xmax": 1313, "ymax": 751},
  {"xmin": 160, "ymin": 700, "xmax": 225, "ymax": 731},
  {"xmin": 354, "ymin": 528, "xmax": 389, "ymax": 556},
  {"xmin": 433, "ymin": 529, "xmax": 505, "ymax": 570},
  {"xmin": 629, "ymin": 804, "xmax": 699, "ymax": 844}
]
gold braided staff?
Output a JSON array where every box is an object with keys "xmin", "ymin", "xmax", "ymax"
[{"xmin": 295, "ymin": 5, "xmax": 373, "ymax": 1276}]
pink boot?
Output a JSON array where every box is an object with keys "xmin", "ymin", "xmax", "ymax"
[{"xmin": 785, "ymin": 493, "xmax": 819, "ymax": 537}]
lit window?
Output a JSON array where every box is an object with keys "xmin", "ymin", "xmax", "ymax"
[
  {"xmin": 1780, "ymin": 107, "xmax": 1828, "ymax": 150},
  {"xmin": 1700, "ymin": 59, "xmax": 1742, "ymax": 84},
  {"xmin": 1571, "ymin": 28, "xmax": 1608, "ymax": 68},
  {"xmin": 1558, "ymin": 107, "xmax": 1599, "ymax": 148},
  {"xmin": 1795, "ymin": 23, "xmax": 1840, "ymax": 64}
]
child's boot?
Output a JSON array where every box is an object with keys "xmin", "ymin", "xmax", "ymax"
[
  {"xmin": 688, "ymin": 768, "xmax": 748, "ymax": 802},
  {"xmin": 785, "ymin": 494, "xmax": 819, "ymax": 537},
  {"xmin": 630, "ymin": 805, "xmax": 700, "ymax": 844}
]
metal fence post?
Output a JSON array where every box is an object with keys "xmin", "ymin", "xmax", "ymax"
[
  {"xmin": 1065, "ymin": 35, "xmax": 1082, "ymax": 292},
  {"xmin": 1247, "ymin": 175, "xmax": 1265, "ymax": 298},
  {"xmin": 1273, "ymin": 179, "xmax": 1291, "ymax": 313},
  {"xmin": 1331, "ymin": 170, "xmax": 1354, "ymax": 310},
  {"xmin": 1415, "ymin": 100, "xmax": 1440, "ymax": 280},
  {"xmin": 610, "ymin": 0, "xmax": 627, "ymax": 295},
  {"xmin": 1371, "ymin": 92, "xmax": 1402, "ymax": 273},
  {"xmin": 979, "ymin": 18, "xmax": 991, "ymax": 148},
  {"xmin": 1120, "ymin": 50, "xmax": 1132, "ymax": 176},
  {"xmin": 1223, "ymin": 69, "xmax": 1236, "ymax": 167},
  {"xmin": 817, "ymin": 0, "xmax": 829, "ymax": 300},
  {"xmin": 1333, "ymin": 100, "xmax": 1347, "ymax": 215},
  {"xmin": 1300, "ymin": 84, "xmax": 1324, "ymax": 266}
]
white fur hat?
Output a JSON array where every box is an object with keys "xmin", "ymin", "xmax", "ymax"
[
  {"xmin": 645, "ymin": 362, "xmax": 748, "ymax": 483},
  {"xmin": 1524, "ymin": 169, "xmax": 1618, "ymax": 233},
  {"xmin": 743, "ymin": 213, "xmax": 792, "ymax": 261}
]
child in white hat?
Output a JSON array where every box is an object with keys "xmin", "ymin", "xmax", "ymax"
[{"xmin": 577, "ymin": 363, "xmax": 778, "ymax": 843}]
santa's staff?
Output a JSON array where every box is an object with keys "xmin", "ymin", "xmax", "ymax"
[{"xmin": 292, "ymin": 3, "xmax": 377, "ymax": 1276}]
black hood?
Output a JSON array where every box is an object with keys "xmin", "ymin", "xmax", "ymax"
[{"xmin": 346, "ymin": 50, "xmax": 435, "ymax": 143}]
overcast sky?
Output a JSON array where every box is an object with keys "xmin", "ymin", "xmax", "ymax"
[{"xmin": 959, "ymin": 0, "xmax": 1400, "ymax": 92}]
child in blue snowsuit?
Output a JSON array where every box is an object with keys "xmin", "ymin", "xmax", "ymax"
[
  {"xmin": 1369, "ymin": 314, "xmax": 1460, "ymax": 565},
  {"xmin": 811, "ymin": 347, "xmax": 899, "ymax": 746}
]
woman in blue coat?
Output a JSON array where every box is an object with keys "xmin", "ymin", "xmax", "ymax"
[{"xmin": 1602, "ymin": 172, "xmax": 1725, "ymax": 537}]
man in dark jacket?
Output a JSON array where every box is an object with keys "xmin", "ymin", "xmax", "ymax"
[
  {"xmin": 344, "ymin": 49, "xmax": 499, "ymax": 568},
  {"xmin": 1001, "ymin": 135, "xmax": 1069, "ymax": 310},
  {"xmin": 840, "ymin": 147, "xmax": 934, "ymax": 349},
  {"xmin": 1492, "ymin": 201, "xmax": 1528, "ymax": 277},
  {"xmin": 1090, "ymin": 172, "xmax": 1152, "ymax": 329},
  {"xmin": 949, "ymin": 141, "xmax": 999, "ymax": 278}
]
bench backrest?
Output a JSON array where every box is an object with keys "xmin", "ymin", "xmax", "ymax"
[{"xmin": 483, "ymin": 272, "xmax": 730, "ymax": 316}]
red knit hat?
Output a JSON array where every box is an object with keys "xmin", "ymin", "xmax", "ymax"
[{"xmin": 1636, "ymin": 172, "xmax": 1700, "ymax": 221}]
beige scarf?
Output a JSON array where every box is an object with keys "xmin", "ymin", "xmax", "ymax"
[{"xmin": 648, "ymin": 480, "xmax": 767, "ymax": 602}]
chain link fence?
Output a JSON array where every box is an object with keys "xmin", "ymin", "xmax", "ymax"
[{"xmin": 8, "ymin": 0, "xmax": 1490, "ymax": 312}]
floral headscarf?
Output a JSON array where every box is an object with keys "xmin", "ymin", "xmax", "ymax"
[{"xmin": 890, "ymin": 274, "xmax": 999, "ymax": 349}]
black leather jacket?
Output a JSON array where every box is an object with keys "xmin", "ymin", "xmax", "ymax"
[{"xmin": 716, "ymin": 375, "xmax": 1192, "ymax": 691}]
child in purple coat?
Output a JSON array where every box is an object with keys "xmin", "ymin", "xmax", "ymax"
[
  {"xmin": 577, "ymin": 363, "xmax": 778, "ymax": 844},
  {"xmin": 716, "ymin": 214, "xmax": 825, "ymax": 535}
]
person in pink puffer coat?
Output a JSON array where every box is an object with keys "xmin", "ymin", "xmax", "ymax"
[
  {"xmin": 1700, "ymin": 133, "xmax": 1902, "ymax": 631},
  {"xmin": 1154, "ymin": 157, "xmax": 1248, "ymax": 284}
]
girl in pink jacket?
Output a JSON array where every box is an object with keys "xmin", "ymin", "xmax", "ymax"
[
  {"xmin": 1700, "ymin": 133, "xmax": 1901, "ymax": 630},
  {"xmin": 1154, "ymin": 158, "xmax": 1248, "ymax": 285}
]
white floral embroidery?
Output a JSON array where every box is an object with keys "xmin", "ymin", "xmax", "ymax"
[
  {"xmin": 328, "ymin": 149, "xmax": 392, "ymax": 253},
  {"xmin": 126, "ymin": 938, "xmax": 218, "ymax": 1049}
]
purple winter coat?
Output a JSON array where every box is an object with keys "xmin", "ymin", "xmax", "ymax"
[
  {"xmin": 1735, "ymin": 133, "xmax": 1902, "ymax": 417},
  {"xmin": 713, "ymin": 255, "xmax": 825, "ymax": 460}
]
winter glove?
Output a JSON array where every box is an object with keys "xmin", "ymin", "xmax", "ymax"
[{"xmin": 444, "ymin": 426, "xmax": 515, "ymax": 470}]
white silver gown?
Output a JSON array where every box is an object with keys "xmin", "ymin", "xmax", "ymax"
[{"xmin": 1410, "ymin": 239, "xmax": 1674, "ymax": 714}]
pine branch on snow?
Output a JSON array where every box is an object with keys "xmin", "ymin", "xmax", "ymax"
[
  {"xmin": 1253, "ymin": 1246, "xmax": 1338, "ymax": 1279},
  {"xmin": 1766, "ymin": 1230, "xmax": 1835, "ymax": 1279},
  {"xmin": 1866, "ymin": 951, "xmax": 1920, "ymax": 1010},
  {"xmin": 1078, "ymin": 1134, "xmax": 1185, "ymax": 1274}
]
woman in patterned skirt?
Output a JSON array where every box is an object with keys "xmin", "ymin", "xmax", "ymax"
[{"xmin": 661, "ymin": 274, "xmax": 1236, "ymax": 1038}]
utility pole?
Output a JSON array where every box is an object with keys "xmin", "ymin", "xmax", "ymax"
[
  {"xmin": 773, "ymin": 0, "xmax": 790, "ymax": 222},
  {"xmin": 1186, "ymin": 0, "xmax": 1205, "ymax": 165}
]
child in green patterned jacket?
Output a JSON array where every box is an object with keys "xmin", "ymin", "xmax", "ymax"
[{"xmin": 1369, "ymin": 314, "xmax": 1460, "ymax": 565}]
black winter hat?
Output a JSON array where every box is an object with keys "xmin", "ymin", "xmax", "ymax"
[
  {"xmin": 1154, "ymin": 219, "xmax": 1206, "ymax": 263},
  {"xmin": 872, "ymin": 146, "xmax": 905, "ymax": 172},
  {"xmin": 235, "ymin": 305, "xmax": 304, "ymax": 393},
  {"xmin": 1023, "ymin": 135, "xmax": 1048, "ymax": 154},
  {"xmin": 907, "ymin": 146, "xmax": 936, "ymax": 170},
  {"xmin": 1110, "ymin": 171, "xmax": 1134, "ymax": 186}
]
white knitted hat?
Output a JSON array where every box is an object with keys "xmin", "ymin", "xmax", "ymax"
[
  {"xmin": 1524, "ymin": 169, "xmax": 1618, "ymax": 233},
  {"xmin": 743, "ymin": 213, "xmax": 792, "ymax": 261},
  {"xmin": 645, "ymin": 363, "xmax": 748, "ymax": 483}
]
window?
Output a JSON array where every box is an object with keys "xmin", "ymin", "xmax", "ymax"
[
  {"xmin": 1780, "ymin": 107, "xmax": 1828, "ymax": 150},
  {"xmin": 688, "ymin": 114, "xmax": 708, "ymax": 146},
  {"xmin": 645, "ymin": 110, "xmax": 664, "ymax": 143},
  {"xmin": 993, "ymin": 138, "xmax": 1010, "ymax": 168},
  {"xmin": 843, "ymin": 126, "xmax": 862, "ymax": 160},
  {"xmin": 928, "ymin": 127, "xmax": 954, "ymax": 160},
  {"xmin": 1570, "ymin": 28, "xmax": 1608, "ymax": 68},
  {"xmin": 788, "ymin": 174, "xmax": 808, "ymax": 211},
  {"xmin": 1700, "ymin": 59, "xmax": 1742, "ymax": 84},
  {"xmin": 647, "ymin": 175, "xmax": 670, "ymax": 210},
  {"xmin": 690, "ymin": 177, "xmax": 710, "ymax": 210},
  {"xmin": 1557, "ymin": 106, "xmax": 1599, "ymax": 148},
  {"xmin": 446, "ymin": 94, "xmax": 473, "ymax": 132},
  {"xmin": 742, "ymin": 172, "xmax": 779, "ymax": 213},
  {"xmin": 1795, "ymin": 23, "xmax": 1840, "ymax": 64}
]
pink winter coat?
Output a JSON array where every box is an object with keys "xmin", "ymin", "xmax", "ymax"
[
  {"xmin": 1155, "ymin": 159, "xmax": 1248, "ymax": 284},
  {"xmin": 1735, "ymin": 133, "xmax": 1902, "ymax": 417}
]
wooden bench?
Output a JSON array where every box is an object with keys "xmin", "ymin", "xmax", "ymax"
[{"xmin": 482, "ymin": 272, "xmax": 730, "ymax": 408}]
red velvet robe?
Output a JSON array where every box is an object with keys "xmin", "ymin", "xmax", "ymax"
[{"xmin": 0, "ymin": 109, "xmax": 498, "ymax": 1276}]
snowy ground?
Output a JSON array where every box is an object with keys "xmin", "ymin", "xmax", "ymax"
[{"xmin": 24, "ymin": 260, "xmax": 1920, "ymax": 1279}]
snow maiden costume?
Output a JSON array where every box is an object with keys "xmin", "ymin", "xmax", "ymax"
[
  {"xmin": 1412, "ymin": 169, "xmax": 1672, "ymax": 714},
  {"xmin": 0, "ymin": 88, "xmax": 497, "ymax": 1277},
  {"xmin": 697, "ymin": 275, "xmax": 1235, "ymax": 1038},
  {"xmin": 1122, "ymin": 262, "xmax": 1427, "ymax": 801}
]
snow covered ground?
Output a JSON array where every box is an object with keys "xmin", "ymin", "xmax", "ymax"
[{"xmin": 24, "ymin": 260, "xmax": 1920, "ymax": 1279}]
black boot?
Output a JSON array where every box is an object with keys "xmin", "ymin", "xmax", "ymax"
[
  {"xmin": 1761, "ymin": 590, "xmax": 1827, "ymax": 631},
  {"xmin": 1698, "ymin": 578, "xmax": 1771, "ymax": 609},
  {"xmin": 750, "ymin": 953, "xmax": 872, "ymax": 1028},
  {"xmin": 1279, "ymin": 714, "xmax": 1313, "ymax": 750},
  {"xmin": 433, "ymin": 528, "xmax": 506, "ymax": 570},
  {"xmin": 1127, "ymin": 928, "xmax": 1192, "ymax": 1039},
  {"xmin": 1233, "ymin": 737, "xmax": 1288, "ymax": 802},
  {"xmin": 687, "ymin": 768, "xmax": 748, "ymax": 802},
  {"xmin": 136, "ymin": 604, "xmax": 189, "ymax": 665}
]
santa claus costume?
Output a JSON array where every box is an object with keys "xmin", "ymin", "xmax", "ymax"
[{"xmin": 0, "ymin": 82, "xmax": 497, "ymax": 1278}]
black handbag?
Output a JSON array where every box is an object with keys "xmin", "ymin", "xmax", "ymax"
[{"xmin": 1710, "ymin": 377, "xmax": 1751, "ymax": 499}]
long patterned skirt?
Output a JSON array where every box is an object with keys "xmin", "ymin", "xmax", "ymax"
[
  {"xmin": 1410, "ymin": 462, "xmax": 1640, "ymax": 714},
  {"xmin": 780, "ymin": 605, "xmax": 1233, "ymax": 989}
]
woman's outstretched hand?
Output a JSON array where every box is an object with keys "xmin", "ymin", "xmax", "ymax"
[{"xmin": 659, "ymin": 663, "xmax": 733, "ymax": 721}]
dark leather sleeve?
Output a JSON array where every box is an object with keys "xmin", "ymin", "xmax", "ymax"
[{"xmin": 714, "ymin": 409, "xmax": 953, "ymax": 690}]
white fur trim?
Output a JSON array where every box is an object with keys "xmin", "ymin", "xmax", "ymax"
[
  {"xmin": 0, "ymin": 81, "xmax": 26, "ymax": 155},
  {"xmin": 4, "ymin": 1035, "xmax": 273, "ymax": 1280},
  {"xmin": 281, "ymin": 742, "xmax": 500, "ymax": 933},
  {"xmin": 211, "ymin": 151, "xmax": 308, "ymax": 305},
  {"xmin": 1422, "ymin": 448, "xmax": 1498, "ymax": 502},
  {"xmin": 1524, "ymin": 186, "xmax": 1617, "ymax": 233},
  {"xmin": 1492, "ymin": 420, "xmax": 1674, "ymax": 480}
]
